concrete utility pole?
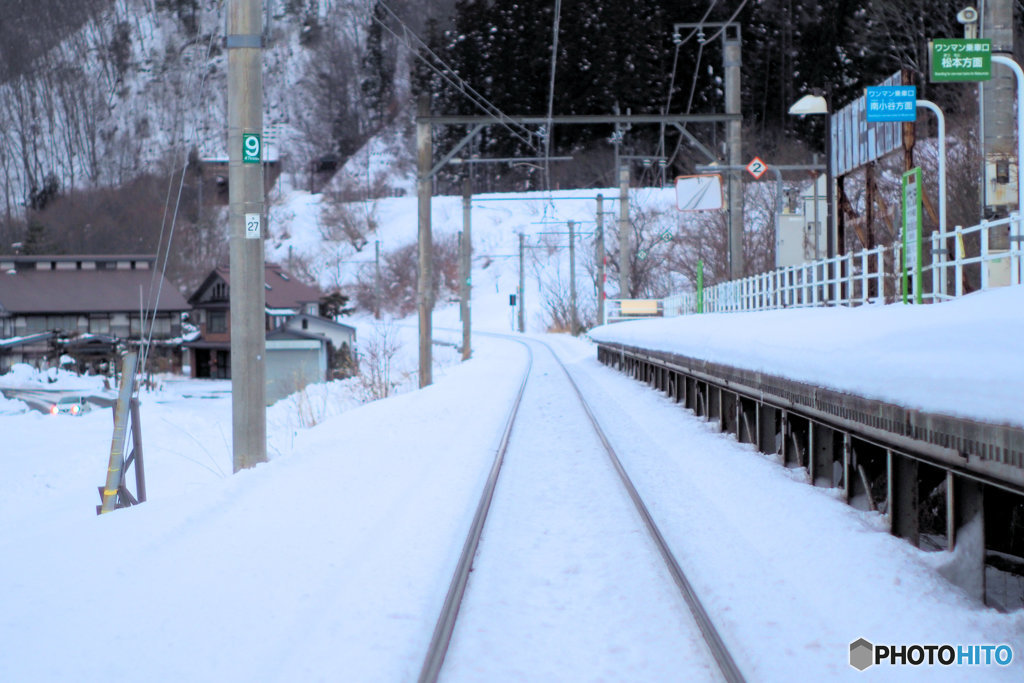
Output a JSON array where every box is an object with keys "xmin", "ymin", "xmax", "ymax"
[
  {"xmin": 227, "ymin": 0, "xmax": 266, "ymax": 472},
  {"xmin": 982, "ymin": 0, "xmax": 1017, "ymax": 223},
  {"xmin": 724, "ymin": 26, "xmax": 745, "ymax": 279},
  {"xmin": 568, "ymin": 220, "xmax": 577, "ymax": 335},
  {"xmin": 460, "ymin": 179, "xmax": 472, "ymax": 360},
  {"xmin": 518, "ymin": 233, "xmax": 525, "ymax": 333},
  {"xmin": 596, "ymin": 194, "xmax": 605, "ymax": 326},
  {"xmin": 618, "ymin": 166, "xmax": 630, "ymax": 297},
  {"xmin": 417, "ymin": 94, "xmax": 433, "ymax": 388}
]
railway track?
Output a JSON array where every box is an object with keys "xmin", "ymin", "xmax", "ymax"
[{"xmin": 418, "ymin": 335, "xmax": 745, "ymax": 683}]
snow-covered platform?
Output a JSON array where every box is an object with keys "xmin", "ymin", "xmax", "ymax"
[{"xmin": 589, "ymin": 285, "xmax": 1024, "ymax": 430}]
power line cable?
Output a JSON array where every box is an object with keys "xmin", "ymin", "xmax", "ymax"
[
  {"xmin": 140, "ymin": 25, "xmax": 223, "ymax": 381},
  {"xmin": 373, "ymin": 1, "xmax": 538, "ymax": 151},
  {"xmin": 662, "ymin": 0, "xmax": 752, "ymax": 176},
  {"xmin": 662, "ymin": 0, "xmax": 719, "ymax": 118},
  {"xmin": 698, "ymin": 0, "xmax": 751, "ymax": 45},
  {"xmin": 650, "ymin": 0, "xmax": 719, "ymax": 187}
]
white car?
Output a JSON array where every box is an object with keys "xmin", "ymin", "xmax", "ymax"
[{"xmin": 49, "ymin": 395, "xmax": 92, "ymax": 416}]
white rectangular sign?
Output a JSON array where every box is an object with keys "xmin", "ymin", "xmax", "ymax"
[
  {"xmin": 245, "ymin": 213, "xmax": 261, "ymax": 240},
  {"xmin": 675, "ymin": 174, "xmax": 724, "ymax": 211}
]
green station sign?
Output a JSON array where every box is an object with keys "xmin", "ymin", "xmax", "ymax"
[
  {"xmin": 242, "ymin": 133, "xmax": 262, "ymax": 163},
  {"xmin": 930, "ymin": 39, "xmax": 991, "ymax": 82}
]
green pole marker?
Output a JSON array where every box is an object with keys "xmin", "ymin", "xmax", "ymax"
[
  {"xmin": 901, "ymin": 167, "xmax": 923, "ymax": 304},
  {"xmin": 696, "ymin": 260, "xmax": 704, "ymax": 314},
  {"xmin": 242, "ymin": 133, "xmax": 261, "ymax": 164}
]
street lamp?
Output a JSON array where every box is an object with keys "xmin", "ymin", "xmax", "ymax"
[{"xmin": 789, "ymin": 94, "xmax": 836, "ymax": 259}]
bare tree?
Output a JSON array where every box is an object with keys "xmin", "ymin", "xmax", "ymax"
[
  {"xmin": 358, "ymin": 319, "xmax": 403, "ymax": 401},
  {"xmin": 532, "ymin": 251, "xmax": 598, "ymax": 333},
  {"xmin": 350, "ymin": 236, "xmax": 459, "ymax": 316}
]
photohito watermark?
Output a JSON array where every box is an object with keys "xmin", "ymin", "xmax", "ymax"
[{"xmin": 849, "ymin": 638, "xmax": 1013, "ymax": 671}]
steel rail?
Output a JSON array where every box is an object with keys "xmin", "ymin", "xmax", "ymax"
[
  {"xmin": 538, "ymin": 338, "xmax": 746, "ymax": 683},
  {"xmin": 417, "ymin": 341, "xmax": 533, "ymax": 683},
  {"xmin": 420, "ymin": 333, "xmax": 745, "ymax": 682}
]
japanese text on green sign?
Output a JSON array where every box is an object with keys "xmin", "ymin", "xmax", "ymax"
[{"xmin": 930, "ymin": 39, "xmax": 991, "ymax": 82}]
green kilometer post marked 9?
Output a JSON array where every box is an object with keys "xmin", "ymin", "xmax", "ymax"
[{"xmin": 242, "ymin": 132, "xmax": 261, "ymax": 163}]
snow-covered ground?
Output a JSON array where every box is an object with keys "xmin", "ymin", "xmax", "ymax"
[
  {"xmin": 2, "ymin": 187, "xmax": 1023, "ymax": 680},
  {"xmin": 2, "ymin": 321, "xmax": 1023, "ymax": 681}
]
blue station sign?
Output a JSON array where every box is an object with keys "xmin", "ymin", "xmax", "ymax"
[{"xmin": 865, "ymin": 86, "xmax": 917, "ymax": 123}]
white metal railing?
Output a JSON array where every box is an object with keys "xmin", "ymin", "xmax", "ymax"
[
  {"xmin": 927, "ymin": 214, "xmax": 1023, "ymax": 301},
  {"xmin": 661, "ymin": 214, "xmax": 1022, "ymax": 317}
]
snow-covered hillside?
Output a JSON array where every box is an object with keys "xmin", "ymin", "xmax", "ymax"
[{"xmin": 0, "ymin": 0, "xmax": 409, "ymax": 218}]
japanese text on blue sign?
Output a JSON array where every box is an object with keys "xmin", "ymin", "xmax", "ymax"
[{"xmin": 865, "ymin": 86, "xmax": 917, "ymax": 123}]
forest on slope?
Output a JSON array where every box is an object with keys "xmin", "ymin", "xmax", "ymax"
[{"xmin": 0, "ymin": 0, "xmax": 1021, "ymax": 291}]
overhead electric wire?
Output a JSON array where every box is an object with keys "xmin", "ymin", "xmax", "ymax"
[
  {"xmin": 697, "ymin": 0, "xmax": 751, "ymax": 45},
  {"xmin": 646, "ymin": 0, "xmax": 719, "ymax": 188},
  {"xmin": 659, "ymin": 0, "xmax": 746, "ymax": 179},
  {"xmin": 140, "ymin": 25, "xmax": 222, "ymax": 381},
  {"xmin": 661, "ymin": 0, "xmax": 719, "ymax": 119},
  {"xmin": 373, "ymin": 1, "xmax": 538, "ymax": 151}
]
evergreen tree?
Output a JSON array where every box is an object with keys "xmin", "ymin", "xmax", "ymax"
[
  {"xmin": 319, "ymin": 291, "xmax": 355, "ymax": 318},
  {"xmin": 28, "ymin": 173, "xmax": 60, "ymax": 212},
  {"xmin": 362, "ymin": 1, "xmax": 397, "ymax": 129},
  {"xmin": 21, "ymin": 219, "xmax": 53, "ymax": 255}
]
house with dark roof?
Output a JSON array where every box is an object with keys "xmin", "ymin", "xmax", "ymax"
[
  {"xmin": 186, "ymin": 264, "xmax": 355, "ymax": 398},
  {"xmin": 0, "ymin": 255, "xmax": 189, "ymax": 372}
]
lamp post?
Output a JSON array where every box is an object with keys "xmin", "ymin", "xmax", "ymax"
[{"xmin": 789, "ymin": 94, "xmax": 835, "ymax": 259}]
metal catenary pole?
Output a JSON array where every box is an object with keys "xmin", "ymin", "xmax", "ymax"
[
  {"xmin": 518, "ymin": 233, "xmax": 526, "ymax": 333},
  {"xmin": 569, "ymin": 220, "xmax": 577, "ymax": 335},
  {"xmin": 596, "ymin": 194, "xmax": 605, "ymax": 326},
  {"xmin": 618, "ymin": 166, "xmax": 630, "ymax": 297},
  {"xmin": 227, "ymin": 0, "xmax": 266, "ymax": 472},
  {"xmin": 461, "ymin": 178, "xmax": 472, "ymax": 360},
  {"xmin": 417, "ymin": 94, "xmax": 433, "ymax": 387}
]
